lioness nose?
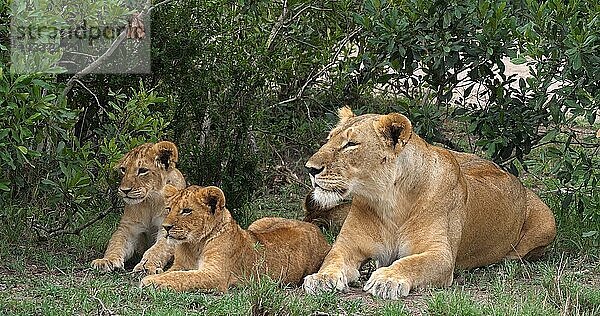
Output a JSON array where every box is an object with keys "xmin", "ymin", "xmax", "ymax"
[
  {"xmin": 163, "ymin": 224, "xmax": 173, "ymax": 232},
  {"xmin": 119, "ymin": 187, "xmax": 132, "ymax": 195},
  {"xmin": 305, "ymin": 165, "xmax": 324, "ymax": 176}
]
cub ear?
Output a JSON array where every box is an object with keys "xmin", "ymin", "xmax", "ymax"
[
  {"xmin": 374, "ymin": 113, "xmax": 413, "ymax": 153},
  {"xmin": 202, "ymin": 186, "xmax": 226, "ymax": 215},
  {"xmin": 337, "ymin": 106, "xmax": 355, "ymax": 125},
  {"xmin": 163, "ymin": 184, "xmax": 180, "ymax": 198},
  {"xmin": 153, "ymin": 141, "xmax": 179, "ymax": 171}
]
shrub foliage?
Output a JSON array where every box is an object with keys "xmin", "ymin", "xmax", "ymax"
[{"xmin": 0, "ymin": 0, "xmax": 597, "ymax": 237}]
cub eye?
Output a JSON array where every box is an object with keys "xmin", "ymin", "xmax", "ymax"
[
  {"xmin": 342, "ymin": 141, "xmax": 359, "ymax": 149},
  {"xmin": 181, "ymin": 208, "xmax": 193, "ymax": 215},
  {"xmin": 138, "ymin": 168, "xmax": 150, "ymax": 175},
  {"xmin": 165, "ymin": 207, "xmax": 171, "ymax": 212},
  {"xmin": 119, "ymin": 167, "xmax": 126, "ymax": 174}
]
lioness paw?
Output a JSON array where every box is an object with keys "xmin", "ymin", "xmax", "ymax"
[
  {"xmin": 363, "ymin": 268, "xmax": 411, "ymax": 299},
  {"xmin": 303, "ymin": 271, "xmax": 348, "ymax": 294},
  {"xmin": 133, "ymin": 259, "xmax": 164, "ymax": 275},
  {"xmin": 91, "ymin": 258, "xmax": 124, "ymax": 272}
]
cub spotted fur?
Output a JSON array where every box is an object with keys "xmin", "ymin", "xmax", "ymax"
[
  {"xmin": 140, "ymin": 185, "xmax": 331, "ymax": 292},
  {"xmin": 302, "ymin": 107, "xmax": 556, "ymax": 299},
  {"xmin": 91, "ymin": 141, "xmax": 186, "ymax": 273}
]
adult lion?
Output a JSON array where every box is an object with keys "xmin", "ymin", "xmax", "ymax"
[
  {"xmin": 140, "ymin": 185, "xmax": 330, "ymax": 292},
  {"xmin": 91, "ymin": 141, "xmax": 186, "ymax": 273},
  {"xmin": 302, "ymin": 107, "xmax": 556, "ymax": 299}
]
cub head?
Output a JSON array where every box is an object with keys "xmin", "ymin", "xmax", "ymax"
[
  {"xmin": 305, "ymin": 107, "xmax": 413, "ymax": 208},
  {"xmin": 161, "ymin": 185, "xmax": 227, "ymax": 243},
  {"xmin": 117, "ymin": 141, "xmax": 179, "ymax": 204}
]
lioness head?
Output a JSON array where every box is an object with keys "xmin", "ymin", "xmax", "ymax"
[
  {"xmin": 305, "ymin": 107, "xmax": 413, "ymax": 208},
  {"xmin": 161, "ymin": 185, "xmax": 227, "ymax": 243},
  {"xmin": 117, "ymin": 141, "xmax": 179, "ymax": 204}
]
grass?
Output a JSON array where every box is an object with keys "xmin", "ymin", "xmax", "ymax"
[{"xmin": 1, "ymin": 185, "xmax": 599, "ymax": 315}]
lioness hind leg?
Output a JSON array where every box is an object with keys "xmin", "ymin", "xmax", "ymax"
[{"xmin": 507, "ymin": 190, "xmax": 557, "ymax": 260}]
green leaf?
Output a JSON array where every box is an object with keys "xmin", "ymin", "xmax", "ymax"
[
  {"xmin": 17, "ymin": 145, "xmax": 28, "ymax": 154},
  {"xmin": 539, "ymin": 129, "xmax": 559, "ymax": 143},
  {"xmin": 572, "ymin": 53, "xmax": 582, "ymax": 70},
  {"xmin": 510, "ymin": 56, "xmax": 527, "ymax": 65},
  {"xmin": 41, "ymin": 179, "xmax": 57, "ymax": 186}
]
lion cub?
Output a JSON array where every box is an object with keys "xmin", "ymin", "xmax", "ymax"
[
  {"xmin": 91, "ymin": 141, "xmax": 186, "ymax": 273},
  {"xmin": 140, "ymin": 185, "xmax": 331, "ymax": 292}
]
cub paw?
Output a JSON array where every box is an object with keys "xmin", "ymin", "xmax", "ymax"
[
  {"xmin": 91, "ymin": 257, "xmax": 124, "ymax": 272},
  {"xmin": 363, "ymin": 267, "xmax": 411, "ymax": 300},
  {"xmin": 303, "ymin": 271, "xmax": 348, "ymax": 294},
  {"xmin": 140, "ymin": 275, "xmax": 160, "ymax": 288},
  {"xmin": 140, "ymin": 275, "xmax": 176, "ymax": 291},
  {"xmin": 133, "ymin": 259, "xmax": 164, "ymax": 275}
]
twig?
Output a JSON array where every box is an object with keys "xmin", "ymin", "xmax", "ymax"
[
  {"xmin": 62, "ymin": 30, "xmax": 127, "ymax": 96},
  {"xmin": 74, "ymin": 78, "xmax": 102, "ymax": 110},
  {"xmin": 92, "ymin": 289, "xmax": 115, "ymax": 316},
  {"xmin": 265, "ymin": 0, "xmax": 288, "ymax": 51},
  {"xmin": 34, "ymin": 204, "xmax": 117, "ymax": 238},
  {"xmin": 271, "ymin": 27, "xmax": 362, "ymax": 109}
]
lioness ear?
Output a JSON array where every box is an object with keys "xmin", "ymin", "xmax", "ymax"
[
  {"xmin": 337, "ymin": 106, "xmax": 355, "ymax": 124},
  {"xmin": 202, "ymin": 186, "xmax": 225, "ymax": 215},
  {"xmin": 153, "ymin": 141, "xmax": 179, "ymax": 171},
  {"xmin": 163, "ymin": 184, "xmax": 179, "ymax": 198},
  {"xmin": 375, "ymin": 113, "xmax": 412, "ymax": 153}
]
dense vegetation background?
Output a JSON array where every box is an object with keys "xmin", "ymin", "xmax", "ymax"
[
  {"xmin": 2, "ymin": 0, "xmax": 598, "ymax": 233},
  {"xmin": 0, "ymin": 0, "xmax": 598, "ymax": 314}
]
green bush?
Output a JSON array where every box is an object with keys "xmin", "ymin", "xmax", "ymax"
[
  {"xmin": 0, "ymin": 63, "xmax": 170, "ymax": 237},
  {"xmin": 346, "ymin": 0, "xmax": 599, "ymax": 218}
]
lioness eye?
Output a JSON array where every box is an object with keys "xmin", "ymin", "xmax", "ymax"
[
  {"xmin": 119, "ymin": 167, "xmax": 126, "ymax": 174},
  {"xmin": 138, "ymin": 168, "xmax": 150, "ymax": 175},
  {"xmin": 342, "ymin": 141, "xmax": 359, "ymax": 149},
  {"xmin": 181, "ymin": 208, "xmax": 192, "ymax": 215}
]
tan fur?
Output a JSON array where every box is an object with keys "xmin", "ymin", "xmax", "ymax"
[
  {"xmin": 302, "ymin": 109, "xmax": 556, "ymax": 299},
  {"xmin": 91, "ymin": 141, "xmax": 186, "ymax": 273},
  {"xmin": 140, "ymin": 185, "xmax": 331, "ymax": 292}
]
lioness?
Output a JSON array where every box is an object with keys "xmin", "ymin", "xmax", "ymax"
[
  {"xmin": 302, "ymin": 107, "xmax": 556, "ymax": 299},
  {"xmin": 91, "ymin": 141, "xmax": 186, "ymax": 273},
  {"xmin": 140, "ymin": 185, "xmax": 331, "ymax": 292}
]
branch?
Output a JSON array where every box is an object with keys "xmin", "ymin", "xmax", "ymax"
[
  {"xmin": 33, "ymin": 203, "xmax": 118, "ymax": 239},
  {"xmin": 272, "ymin": 28, "xmax": 361, "ymax": 109},
  {"xmin": 266, "ymin": 0, "xmax": 288, "ymax": 51},
  {"xmin": 62, "ymin": 0, "xmax": 175, "ymax": 97}
]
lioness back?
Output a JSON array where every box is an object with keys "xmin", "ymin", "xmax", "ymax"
[
  {"xmin": 453, "ymin": 157, "xmax": 528, "ymax": 268},
  {"xmin": 249, "ymin": 217, "xmax": 331, "ymax": 284}
]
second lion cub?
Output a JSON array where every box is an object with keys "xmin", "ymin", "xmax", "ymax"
[{"xmin": 140, "ymin": 185, "xmax": 330, "ymax": 292}]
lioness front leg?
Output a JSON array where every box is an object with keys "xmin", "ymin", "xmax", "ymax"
[
  {"xmin": 91, "ymin": 219, "xmax": 141, "ymax": 272},
  {"xmin": 133, "ymin": 231, "xmax": 174, "ymax": 275},
  {"xmin": 303, "ymin": 238, "xmax": 370, "ymax": 294},
  {"xmin": 364, "ymin": 248, "xmax": 454, "ymax": 299}
]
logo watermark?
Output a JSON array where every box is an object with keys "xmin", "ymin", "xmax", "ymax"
[{"xmin": 10, "ymin": 0, "xmax": 151, "ymax": 74}]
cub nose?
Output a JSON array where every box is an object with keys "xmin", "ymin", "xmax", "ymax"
[
  {"xmin": 119, "ymin": 187, "xmax": 132, "ymax": 195},
  {"xmin": 305, "ymin": 164, "xmax": 324, "ymax": 177},
  {"xmin": 163, "ymin": 224, "xmax": 173, "ymax": 233}
]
